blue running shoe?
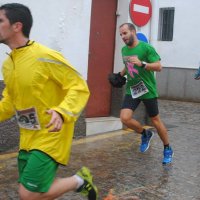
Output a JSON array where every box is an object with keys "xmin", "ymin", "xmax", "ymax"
[
  {"xmin": 194, "ymin": 66, "xmax": 200, "ymax": 80},
  {"xmin": 163, "ymin": 147, "xmax": 173, "ymax": 165},
  {"xmin": 140, "ymin": 130, "xmax": 154, "ymax": 153}
]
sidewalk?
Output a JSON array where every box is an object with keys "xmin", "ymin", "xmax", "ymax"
[{"xmin": 0, "ymin": 99, "xmax": 200, "ymax": 200}]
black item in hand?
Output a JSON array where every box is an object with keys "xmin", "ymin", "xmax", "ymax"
[{"xmin": 108, "ymin": 72, "xmax": 126, "ymax": 88}]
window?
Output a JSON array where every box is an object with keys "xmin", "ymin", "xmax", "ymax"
[{"xmin": 158, "ymin": 7, "xmax": 175, "ymax": 41}]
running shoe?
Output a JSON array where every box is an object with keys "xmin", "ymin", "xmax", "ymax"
[
  {"xmin": 76, "ymin": 167, "xmax": 98, "ymax": 200},
  {"xmin": 162, "ymin": 146, "xmax": 173, "ymax": 165},
  {"xmin": 140, "ymin": 129, "xmax": 154, "ymax": 153},
  {"xmin": 194, "ymin": 66, "xmax": 200, "ymax": 80}
]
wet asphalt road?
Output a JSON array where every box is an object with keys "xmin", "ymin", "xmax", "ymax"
[{"xmin": 0, "ymin": 99, "xmax": 200, "ymax": 200}]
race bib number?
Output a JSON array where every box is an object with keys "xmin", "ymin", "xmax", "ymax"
[
  {"xmin": 130, "ymin": 81, "xmax": 149, "ymax": 98},
  {"xmin": 16, "ymin": 107, "xmax": 41, "ymax": 130}
]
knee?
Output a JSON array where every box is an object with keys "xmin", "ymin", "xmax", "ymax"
[
  {"xmin": 19, "ymin": 184, "xmax": 40, "ymax": 200},
  {"xmin": 150, "ymin": 115, "xmax": 161, "ymax": 126},
  {"xmin": 120, "ymin": 113, "xmax": 131, "ymax": 125},
  {"xmin": 19, "ymin": 185, "xmax": 30, "ymax": 200},
  {"xmin": 19, "ymin": 188, "xmax": 29, "ymax": 200}
]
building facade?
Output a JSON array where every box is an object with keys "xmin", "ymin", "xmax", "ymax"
[
  {"xmin": 0, "ymin": 0, "xmax": 199, "ymax": 145},
  {"xmin": 114, "ymin": 0, "xmax": 200, "ymax": 102}
]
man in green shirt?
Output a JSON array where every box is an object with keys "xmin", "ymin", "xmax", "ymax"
[{"xmin": 119, "ymin": 23, "xmax": 173, "ymax": 165}]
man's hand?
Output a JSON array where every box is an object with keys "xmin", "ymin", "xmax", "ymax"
[
  {"xmin": 45, "ymin": 110, "xmax": 64, "ymax": 132},
  {"xmin": 108, "ymin": 72, "xmax": 126, "ymax": 88},
  {"xmin": 128, "ymin": 56, "xmax": 142, "ymax": 67}
]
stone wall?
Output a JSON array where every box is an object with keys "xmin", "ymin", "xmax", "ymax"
[{"xmin": 157, "ymin": 67, "xmax": 200, "ymax": 102}]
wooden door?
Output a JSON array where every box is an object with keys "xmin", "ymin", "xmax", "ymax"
[{"xmin": 86, "ymin": 0, "xmax": 118, "ymax": 117}]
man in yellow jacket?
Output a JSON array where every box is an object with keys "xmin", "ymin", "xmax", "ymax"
[{"xmin": 0, "ymin": 3, "xmax": 97, "ymax": 200}]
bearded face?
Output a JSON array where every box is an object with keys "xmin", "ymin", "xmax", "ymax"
[
  {"xmin": 125, "ymin": 34, "xmax": 134, "ymax": 46},
  {"xmin": 119, "ymin": 25, "xmax": 136, "ymax": 47}
]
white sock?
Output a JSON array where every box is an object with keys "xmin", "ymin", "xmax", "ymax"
[{"xmin": 74, "ymin": 175, "xmax": 84, "ymax": 189}]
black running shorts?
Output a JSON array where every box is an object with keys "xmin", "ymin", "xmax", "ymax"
[{"xmin": 121, "ymin": 95, "xmax": 159, "ymax": 117}]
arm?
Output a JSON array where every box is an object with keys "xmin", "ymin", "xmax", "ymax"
[
  {"xmin": 120, "ymin": 67, "xmax": 126, "ymax": 76},
  {"xmin": 45, "ymin": 71, "xmax": 89, "ymax": 132},
  {"xmin": 140, "ymin": 60, "xmax": 162, "ymax": 72},
  {"xmin": 128, "ymin": 56, "xmax": 162, "ymax": 72},
  {"xmin": 48, "ymin": 54, "xmax": 90, "ymax": 124},
  {"xmin": 0, "ymin": 88, "xmax": 15, "ymax": 122}
]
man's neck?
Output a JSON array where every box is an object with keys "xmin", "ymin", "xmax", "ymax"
[
  {"xmin": 128, "ymin": 38, "xmax": 139, "ymax": 48},
  {"xmin": 8, "ymin": 37, "xmax": 29, "ymax": 50}
]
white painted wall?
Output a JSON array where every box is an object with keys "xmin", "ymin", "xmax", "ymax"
[
  {"xmin": 113, "ymin": 0, "xmax": 130, "ymax": 73},
  {"xmin": 1, "ymin": 0, "xmax": 199, "ymax": 79},
  {"xmin": 155, "ymin": 0, "xmax": 200, "ymax": 69},
  {"xmin": 0, "ymin": 0, "xmax": 92, "ymax": 79},
  {"xmin": 114, "ymin": 0, "xmax": 200, "ymax": 72}
]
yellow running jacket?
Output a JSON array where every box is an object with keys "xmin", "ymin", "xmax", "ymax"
[{"xmin": 0, "ymin": 41, "xmax": 90, "ymax": 165}]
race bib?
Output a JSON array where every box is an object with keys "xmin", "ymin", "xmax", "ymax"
[
  {"xmin": 130, "ymin": 81, "xmax": 149, "ymax": 98},
  {"xmin": 16, "ymin": 107, "xmax": 41, "ymax": 130}
]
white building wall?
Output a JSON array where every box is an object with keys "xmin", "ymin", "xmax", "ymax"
[
  {"xmin": 114, "ymin": 0, "xmax": 130, "ymax": 73},
  {"xmin": 114, "ymin": 0, "xmax": 200, "ymax": 102},
  {"xmin": 153, "ymin": 0, "xmax": 200, "ymax": 101},
  {"xmin": 0, "ymin": 0, "xmax": 92, "ymax": 79},
  {"xmin": 114, "ymin": 0, "xmax": 200, "ymax": 70},
  {"xmin": 156, "ymin": 0, "xmax": 200, "ymax": 69}
]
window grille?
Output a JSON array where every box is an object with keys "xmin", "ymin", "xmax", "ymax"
[{"xmin": 158, "ymin": 7, "xmax": 175, "ymax": 41}]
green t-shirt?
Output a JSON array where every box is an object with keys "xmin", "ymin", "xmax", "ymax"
[{"xmin": 121, "ymin": 41, "xmax": 160, "ymax": 99}]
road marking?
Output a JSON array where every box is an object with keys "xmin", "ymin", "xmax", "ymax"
[
  {"xmin": 0, "ymin": 163, "xmax": 6, "ymax": 169},
  {"xmin": 73, "ymin": 129, "xmax": 132, "ymax": 145},
  {"xmin": 0, "ymin": 126, "xmax": 153, "ymax": 160},
  {"xmin": 0, "ymin": 152, "xmax": 17, "ymax": 161}
]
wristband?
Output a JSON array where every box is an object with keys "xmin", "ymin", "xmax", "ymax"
[{"xmin": 141, "ymin": 61, "xmax": 147, "ymax": 68}]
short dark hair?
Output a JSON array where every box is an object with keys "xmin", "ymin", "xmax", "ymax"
[
  {"xmin": 120, "ymin": 23, "xmax": 136, "ymax": 31},
  {"xmin": 0, "ymin": 3, "xmax": 33, "ymax": 38}
]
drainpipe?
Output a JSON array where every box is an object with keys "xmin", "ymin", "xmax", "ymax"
[
  {"xmin": 150, "ymin": 0, "xmax": 159, "ymax": 79},
  {"xmin": 149, "ymin": 0, "xmax": 159, "ymax": 49}
]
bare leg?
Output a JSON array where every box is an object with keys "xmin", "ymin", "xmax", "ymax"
[
  {"xmin": 19, "ymin": 176, "xmax": 78, "ymax": 200},
  {"xmin": 150, "ymin": 114, "xmax": 169, "ymax": 145},
  {"xmin": 120, "ymin": 108, "xmax": 143, "ymax": 134}
]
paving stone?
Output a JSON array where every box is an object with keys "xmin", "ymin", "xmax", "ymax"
[{"xmin": 0, "ymin": 99, "xmax": 200, "ymax": 199}]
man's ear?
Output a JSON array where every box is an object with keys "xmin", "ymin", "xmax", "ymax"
[
  {"xmin": 131, "ymin": 29, "xmax": 136, "ymax": 34},
  {"xmin": 12, "ymin": 22, "xmax": 23, "ymax": 33}
]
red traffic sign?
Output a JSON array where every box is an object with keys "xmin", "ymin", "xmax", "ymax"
[{"xmin": 129, "ymin": 0, "xmax": 152, "ymax": 27}]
